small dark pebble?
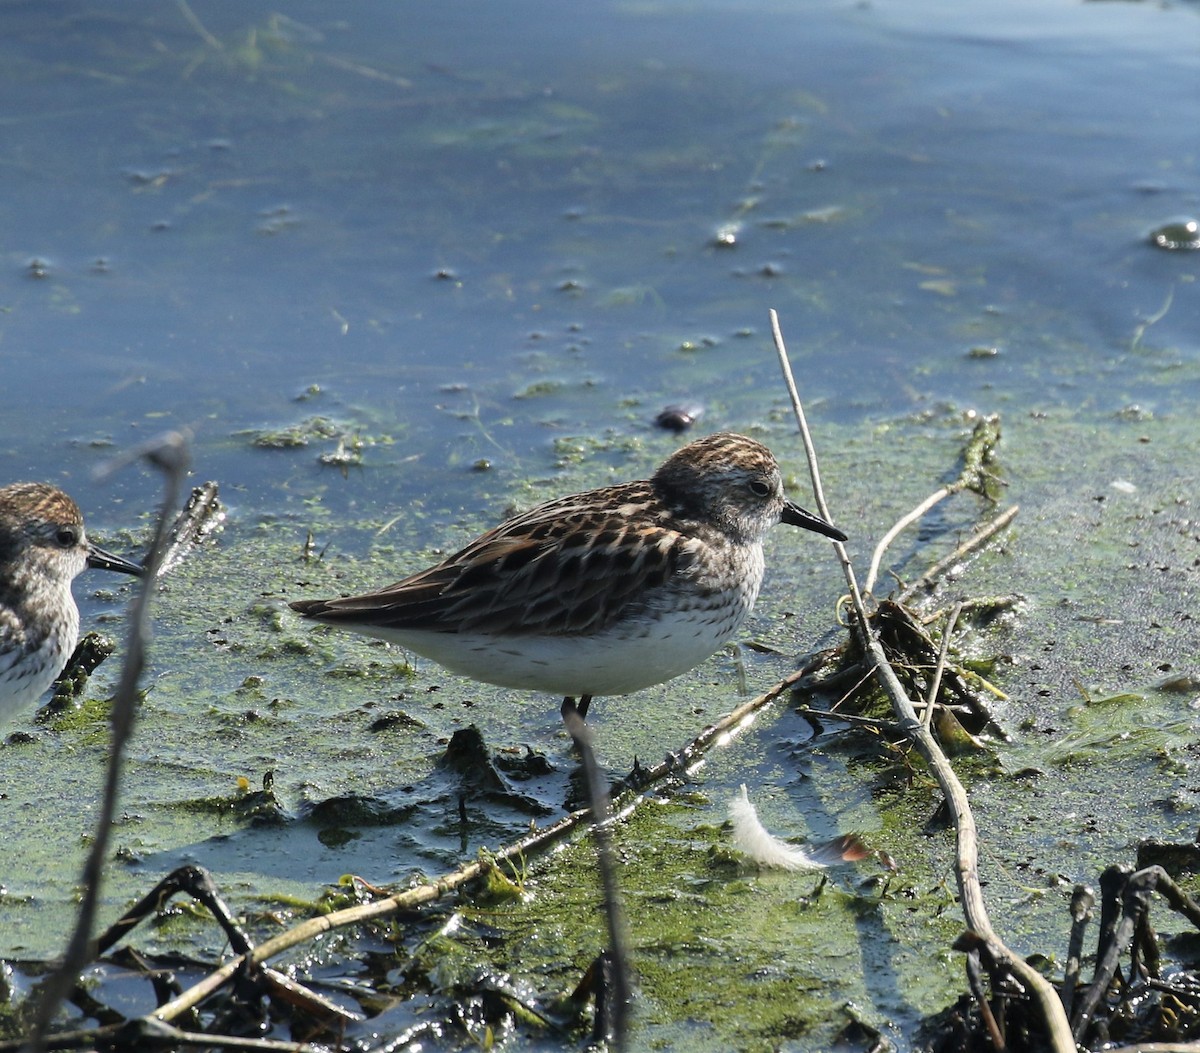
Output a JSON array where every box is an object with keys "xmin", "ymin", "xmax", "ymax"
[{"xmin": 655, "ymin": 402, "xmax": 704, "ymax": 432}]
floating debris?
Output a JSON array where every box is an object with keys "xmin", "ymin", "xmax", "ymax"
[
  {"xmin": 1148, "ymin": 218, "xmax": 1200, "ymax": 251},
  {"xmin": 256, "ymin": 205, "xmax": 299, "ymax": 236},
  {"xmin": 244, "ymin": 416, "xmax": 343, "ymax": 448},
  {"xmin": 729, "ymin": 785, "xmax": 869, "ymax": 871},
  {"xmin": 712, "ymin": 223, "xmax": 740, "ymax": 248},
  {"xmin": 318, "ymin": 436, "xmax": 363, "ymax": 469}
]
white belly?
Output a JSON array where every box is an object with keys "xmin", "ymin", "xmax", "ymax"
[
  {"xmin": 344, "ymin": 602, "xmax": 751, "ymax": 698},
  {"xmin": 0, "ymin": 605, "xmax": 78, "ymax": 725}
]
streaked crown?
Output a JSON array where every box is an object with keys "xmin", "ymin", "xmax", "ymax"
[
  {"xmin": 652, "ymin": 432, "xmax": 789, "ymax": 543},
  {"xmin": 0, "ymin": 482, "xmax": 89, "ymax": 581}
]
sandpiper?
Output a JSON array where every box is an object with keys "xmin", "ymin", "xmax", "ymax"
[
  {"xmin": 0, "ymin": 483, "xmax": 143, "ymax": 725},
  {"xmin": 290, "ymin": 432, "xmax": 845, "ymax": 719}
]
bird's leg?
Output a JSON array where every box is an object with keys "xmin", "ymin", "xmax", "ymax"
[{"xmin": 560, "ymin": 695, "xmax": 593, "ymax": 721}]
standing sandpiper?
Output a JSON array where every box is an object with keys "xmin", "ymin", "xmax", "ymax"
[
  {"xmin": 0, "ymin": 483, "xmax": 143, "ymax": 725},
  {"xmin": 290, "ymin": 432, "xmax": 845, "ymax": 720}
]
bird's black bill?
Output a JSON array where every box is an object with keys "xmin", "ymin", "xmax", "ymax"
[
  {"xmin": 87, "ymin": 544, "xmax": 146, "ymax": 578},
  {"xmin": 781, "ymin": 501, "xmax": 846, "ymax": 542}
]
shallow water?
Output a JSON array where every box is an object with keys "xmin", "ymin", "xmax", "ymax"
[{"xmin": 1, "ymin": 0, "xmax": 1198, "ymax": 1048}]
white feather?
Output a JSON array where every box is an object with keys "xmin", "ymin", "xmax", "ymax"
[{"xmin": 728, "ymin": 784, "xmax": 825, "ymax": 871}]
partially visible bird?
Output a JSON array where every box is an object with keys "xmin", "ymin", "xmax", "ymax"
[
  {"xmin": 0, "ymin": 483, "xmax": 143, "ymax": 725},
  {"xmin": 290, "ymin": 432, "xmax": 845, "ymax": 720}
]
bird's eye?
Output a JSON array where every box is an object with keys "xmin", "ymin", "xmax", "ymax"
[
  {"xmin": 55, "ymin": 526, "xmax": 80, "ymax": 548},
  {"xmin": 748, "ymin": 479, "xmax": 771, "ymax": 498}
]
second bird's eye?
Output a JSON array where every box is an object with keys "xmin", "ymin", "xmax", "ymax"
[{"xmin": 748, "ymin": 479, "xmax": 771, "ymax": 498}]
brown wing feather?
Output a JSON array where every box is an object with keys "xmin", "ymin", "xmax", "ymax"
[{"xmin": 291, "ymin": 481, "xmax": 691, "ymax": 636}]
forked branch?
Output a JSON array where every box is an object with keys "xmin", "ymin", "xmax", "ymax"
[{"xmin": 769, "ymin": 308, "xmax": 1073, "ymax": 1053}]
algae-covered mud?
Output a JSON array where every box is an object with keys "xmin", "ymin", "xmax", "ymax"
[
  {"xmin": 2, "ymin": 407, "xmax": 1198, "ymax": 1049},
  {"xmin": 1, "ymin": 0, "xmax": 1198, "ymax": 1047}
]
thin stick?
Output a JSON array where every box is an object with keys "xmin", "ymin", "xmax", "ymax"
[
  {"xmin": 865, "ymin": 488, "xmax": 953, "ymax": 596},
  {"xmin": 898, "ymin": 505, "xmax": 1020, "ymax": 605},
  {"xmin": 769, "ymin": 312, "xmax": 1073, "ymax": 1053},
  {"xmin": 964, "ymin": 949, "xmax": 1006, "ymax": 1051},
  {"xmin": 1130, "ymin": 282, "xmax": 1174, "ymax": 353},
  {"xmin": 862, "ymin": 415, "xmax": 1006, "ymax": 597},
  {"xmin": 769, "ymin": 309, "xmax": 839, "ymax": 531},
  {"xmin": 923, "ymin": 602, "xmax": 963, "ymax": 729},
  {"xmin": 562, "ymin": 704, "xmax": 632, "ymax": 1050},
  {"xmin": 29, "ymin": 433, "xmax": 190, "ymax": 1051},
  {"xmin": 1061, "ymin": 884, "xmax": 1094, "ymax": 1020},
  {"xmin": 15, "ymin": 1017, "xmax": 327, "ymax": 1052},
  {"xmin": 795, "ymin": 708, "xmax": 901, "ymax": 732},
  {"xmin": 769, "ymin": 310, "xmax": 870, "ymax": 632}
]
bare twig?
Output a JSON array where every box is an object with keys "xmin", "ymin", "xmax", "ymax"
[
  {"xmin": 1072, "ymin": 865, "xmax": 1200, "ymax": 1044},
  {"xmin": 1105, "ymin": 1045, "xmax": 1200, "ymax": 1053},
  {"xmin": 768, "ymin": 310, "xmax": 840, "ymax": 533},
  {"xmin": 1130, "ymin": 283, "xmax": 1175, "ymax": 353},
  {"xmin": 28, "ymin": 433, "xmax": 190, "ymax": 1051},
  {"xmin": 794, "ymin": 708, "xmax": 896, "ymax": 732},
  {"xmin": 176, "ymin": 0, "xmax": 223, "ymax": 50},
  {"xmin": 1061, "ymin": 884, "xmax": 1095, "ymax": 1019},
  {"xmin": 95, "ymin": 865, "xmax": 250, "ymax": 957},
  {"xmin": 562, "ymin": 703, "xmax": 632, "ymax": 1050},
  {"xmin": 923, "ymin": 601, "xmax": 963, "ymax": 729},
  {"xmin": 875, "ymin": 599, "xmax": 1002, "ymax": 730},
  {"xmin": 19, "ymin": 1016, "xmax": 328, "ymax": 1051},
  {"xmin": 865, "ymin": 489, "xmax": 952, "ymax": 597},
  {"xmin": 964, "ymin": 948, "xmax": 1006, "ymax": 1050},
  {"xmin": 863, "ymin": 415, "xmax": 1004, "ymax": 596},
  {"xmin": 769, "ymin": 312, "xmax": 1074, "ymax": 1053},
  {"xmin": 897, "ymin": 505, "xmax": 1020, "ymax": 606}
]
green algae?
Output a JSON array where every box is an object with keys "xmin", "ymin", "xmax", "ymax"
[{"xmin": 1, "ymin": 406, "xmax": 1198, "ymax": 1048}]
